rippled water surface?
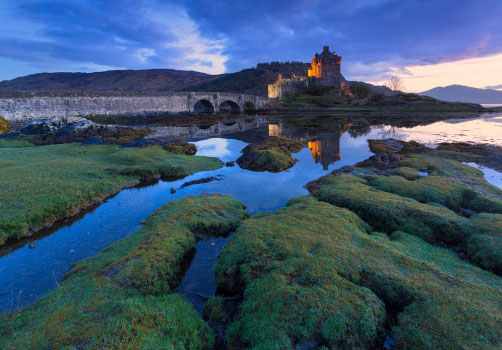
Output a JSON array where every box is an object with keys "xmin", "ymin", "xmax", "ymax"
[{"xmin": 1, "ymin": 113, "xmax": 501, "ymax": 313}]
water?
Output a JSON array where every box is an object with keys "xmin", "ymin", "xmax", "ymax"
[
  {"xmin": 481, "ymin": 104, "xmax": 502, "ymax": 108},
  {"xmin": 373, "ymin": 113, "xmax": 502, "ymax": 146},
  {"xmin": 1, "ymin": 113, "xmax": 501, "ymax": 313},
  {"xmin": 465, "ymin": 162, "xmax": 502, "ymax": 189}
]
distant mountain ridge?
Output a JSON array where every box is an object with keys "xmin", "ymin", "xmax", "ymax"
[
  {"xmin": 0, "ymin": 69, "xmax": 213, "ymax": 93},
  {"xmin": 420, "ymin": 85, "xmax": 502, "ymax": 104},
  {"xmin": 0, "ymin": 62, "xmax": 312, "ymax": 97}
]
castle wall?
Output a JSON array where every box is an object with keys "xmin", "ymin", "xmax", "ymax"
[{"xmin": 268, "ymin": 77, "xmax": 308, "ymax": 99}]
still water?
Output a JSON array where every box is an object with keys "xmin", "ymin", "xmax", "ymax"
[{"xmin": 0, "ymin": 113, "xmax": 501, "ymax": 313}]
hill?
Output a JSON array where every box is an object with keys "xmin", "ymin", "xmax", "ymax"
[
  {"xmin": 0, "ymin": 69, "xmax": 214, "ymax": 92},
  {"xmin": 420, "ymin": 85, "xmax": 502, "ymax": 104},
  {"xmin": 180, "ymin": 62, "xmax": 311, "ymax": 96},
  {"xmin": 0, "ymin": 62, "xmax": 312, "ymax": 97}
]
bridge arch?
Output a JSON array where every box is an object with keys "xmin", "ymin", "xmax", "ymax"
[
  {"xmin": 219, "ymin": 100, "xmax": 240, "ymax": 115},
  {"xmin": 194, "ymin": 99, "xmax": 215, "ymax": 114},
  {"xmin": 243, "ymin": 101, "xmax": 255, "ymax": 113}
]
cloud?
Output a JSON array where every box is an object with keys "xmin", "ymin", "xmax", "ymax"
[
  {"xmin": 486, "ymin": 84, "xmax": 502, "ymax": 90},
  {"xmin": 0, "ymin": 0, "xmax": 229, "ymax": 78},
  {"xmin": 0, "ymin": 0, "xmax": 501, "ymax": 82},
  {"xmin": 367, "ymin": 54, "xmax": 502, "ymax": 92},
  {"xmin": 147, "ymin": 5, "xmax": 228, "ymax": 74},
  {"xmin": 134, "ymin": 49, "xmax": 156, "ymax": 63}
]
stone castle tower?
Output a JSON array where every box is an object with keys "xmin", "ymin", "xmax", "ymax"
[
  {"xmin": 268, "ymin": 45, "xmax": 346, "ymax": 99},
  {"xmin": 308, "ymin": 46, "xmax": 344, "ymax": 88}
]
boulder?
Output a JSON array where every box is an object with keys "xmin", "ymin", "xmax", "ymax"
[
  {"xmin": 162, "ymin": 139, "xmax": 197, "ymax": 155},
  {"xmin": 236, "ymin": 137, "xmax": 303, "ymax": 172}
]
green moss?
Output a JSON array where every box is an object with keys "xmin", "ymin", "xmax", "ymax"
[
  {"xmin": 396, "ymin": 155, "xmax": 502, "ymax": 213},
  {"xmin": 390, "ymin": 166, "xmax": 421, "ymax": 180},
  {"xmin": 0, "ymin": 116, "xmax": 11, "ymax": 134},
  {"xmin": 0, "ymin": 194, "xmax": 249, "ymax": 350},
  {"xmin": 467, "ymin": 213, "xmax": 502, "ymax": 274},
  {"xmin": 236, "ymin": 137, "xmax": 303, "ymax": 172},
  {"xmin": 203, "ymin": 296, "xmax": 226, "ymax": 322},
  {"xmin": 308, "ymin": 174, "xmax": 472, "ymax": 244},
  {"xmin": 0, "ymin": 139, "xmax": 34, "ymax": 148},
  {"xmin": 0, "ymin": 143, "xmax": 222, "ymax": 245},
  {"xmin": 103, "ymin": 194, "xmax": 249, "ymax": 295},
  {"xmin": 215, "ymin": 197, "xmax": 502, "ymax": 350},
  {"xmin": 215, "ymin": 197, "xmax": 385, "ymax": 349}
]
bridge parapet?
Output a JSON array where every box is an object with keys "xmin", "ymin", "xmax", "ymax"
[{"xmin": 0, "ymin": 91, "xmax": 270, "ymax": 125}]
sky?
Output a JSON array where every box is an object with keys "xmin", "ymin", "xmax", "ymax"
[{"xmin": 0, "ymin": 0, "xmax": 501, "ymax": 92}]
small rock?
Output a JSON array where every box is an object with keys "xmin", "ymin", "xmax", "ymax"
[
  {"xmin": 28, "ymin": 242, "xmax": 37, "ymax": 249},
  {"xmin": 225, "ymin": 161, "xmax": 235, "ymax": 167},
  {"xmin": 170, "ymin": 187, "xmax": 176, "ymax": 194}
]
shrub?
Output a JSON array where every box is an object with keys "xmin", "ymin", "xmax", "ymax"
[
  {"xmin": 349, "ymin": 81, "xmax": 372, "ymax": 99},
  {"xmin": 369, "ymin": 92, "xmax": 385, "ymax": 102},
  {"xmin": 0, "ymin": 116, "xmax": 11, "ymax": 134},
  {"xmin": 313, "ymin": 95, "xmax": 340, "ymax": 107},
  {"xmin": 305, "ymin": 84, "xmax": 333, "ymax": 96}
]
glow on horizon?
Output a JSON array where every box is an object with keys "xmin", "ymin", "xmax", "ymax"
[{"xmin": 368, "ymin": 53, "xmax": 502, "ymax": 92}]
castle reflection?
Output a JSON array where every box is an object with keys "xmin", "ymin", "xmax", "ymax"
[{"xmin": 268, "ymin": 122, "xmax": 351, "ymax": 170}]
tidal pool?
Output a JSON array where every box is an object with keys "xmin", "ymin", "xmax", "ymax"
[{"xmin": 1, "ymin": 114, "xmax": 501, "ymax": 313}]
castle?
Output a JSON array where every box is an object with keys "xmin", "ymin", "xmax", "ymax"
[{"xmin": 268, "ymin": 45, "xmax": 346, "ymax": 99}]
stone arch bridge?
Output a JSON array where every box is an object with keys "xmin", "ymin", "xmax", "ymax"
[{"xmin": 0, "ymin": 91, "xmax": 270, "ymax": 126}]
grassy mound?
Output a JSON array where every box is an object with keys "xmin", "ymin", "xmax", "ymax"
[
  {"xmin": 310, "ymin": 138, "xmax": 502, "ymax": 275},
  {"xmin": 0, "ymin": 142, "xmax": 222, "ymax": 245},
  {"xmin": 0, "ymin": 194, "xmax": 248, "ymax": 350},
  {"xmin": 236, "ymin": 137, "xmax": 303, "ymax": 172},
  {"xmin": 215, "ymin": 196, "xmax": 502, "ymax": 350},
  {"xmin": 308, "ymin": 174, "xmax": 472, "ymax": 244},
  {"xmin": 467, "ymin": 213, "xmax": 502, "ymax": 274},
  {"xmin": 162, "ymin": 139, "xmax": 197, "ymax": 155},
  {"xmin": 0, "ymin": 116, "xmax": 11, "ymax": 134}
]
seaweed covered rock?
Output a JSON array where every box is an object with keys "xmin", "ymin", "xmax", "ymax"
[
  {"xmin": 162, "ymin": 139, "xmax": 197, "ymax": 155},
  {"xmin": 15, "ymin": 117, "xmax": 152, "ymax": 145},
  {"xmin": 0, "ymin": 116, "xmax": 11, "ymax": 134},
  {"xmin": 467, "ymin": 213, "xmax": 502, "ymax": 274},
  {"xmin": 236, "ymin": 137, "xmax": 303, "ymax": 172},
  {"xmin": 351, "ymin": 139, "xmax": 502, "ymax": 215},
  {"xmin": 215, "ymin": 196, "xmax": 386, "ymax": 349},
  {"xmin": 215, "ymin": 196, "xmax": 502, "ymax": 350},
  {"xmin": 368, "ymin": 139, "xmax": 429, "ymax": 155},
  {"xmin": 308, "ymin": 174, "xmax": 472, "ymax": 244},
  {"xmin": 0, "ymin": 194, "xmax": 249, "ymax": 349}
]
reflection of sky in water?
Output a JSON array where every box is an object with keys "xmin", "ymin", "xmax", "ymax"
[
  {"xmin": 192, "ymin": 138, "xmax": 234, "ymax": 159},
  {"xmin": 465, "ymin": 163, "xmax": 502, "ymax": 189},
  {"xmin": 373, "ymin": 113, "xmax": 502, "ymax": 146}
]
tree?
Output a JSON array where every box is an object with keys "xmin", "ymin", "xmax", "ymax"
[
  {"xmin": 386, "ymin": 75, "xmax": 404, "ymax": 92},
  {"xmin": 349, "ymin": 81, "xmax": 372, "ymax": 99}
]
